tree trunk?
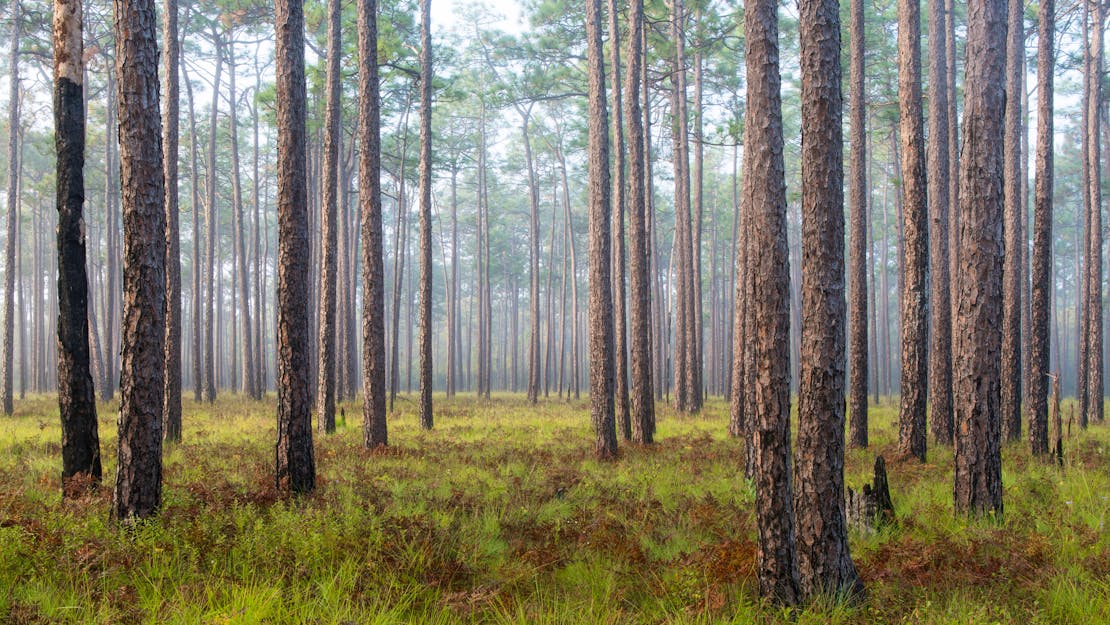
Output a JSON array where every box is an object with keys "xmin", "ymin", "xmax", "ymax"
[
  {"xmin": 359, "ymin": 0, "xmax": 387, "ymax": 447},
  {"xmin": 670, "ymin": 0, "xmax": 696, "ymax": 414},
  {"xmin": 182, "ymin": 55, "xmax": 202, "ymax": 404},
  {"xmin": 745, "ymin": 0, "xmax": 801, "ymax": 604},
  {"xmin": 927, "ymin": 0, "xmax": 953, "ymax": 446},
  {"xmin": 897, "ymin": 0, "xmax": 928, "ymax": 462},
  {"xmin": 417, "ymin": 0, "xmax": 434, "ymax": 429},
  {"xmin": 1029, "ymin": 0, "xmax": 1053, "ymax": 456},
  {"xmin": 609, "ymin": 0, "xmax": 630, "ymax": 436},
  {"xmin": 204, "ymin": 35, "xmax": 222, "ymax": 403},
  {"xmin": 226, "ymin": 43, "xmax": 256, "ymax": 401},
  {"xmin": 626, "ymin": 0, "xmax": 653, "ymax": 443},
  {"xmin": 274, "ymin": 0, "xmax": 315, "ymax": 493},
  {"xmin": 316, "ymin": 0, "xmax": 341, "ymax": 432},
  {"xmin": 847, "ymin": 0, "xmax": 868, "ymax": 448},
  {"xmin": 1000, "ymin": 0, "xmax": 1023, "ymax": 441},
  {"xmin": 54, "ymin": 0, "xmax": 103, "ymax": 492},
  {"xmin": 795, "ymin": 0, "xmax": 863, "ymax": 598},
  {"xmin": 162, "ymin": 0, "xmax": 182, "ymax": 442},
  {"xmin": 1086, "ymin": 3, "xmax": 1104, "ymax": 426},
  {"xmin": 954, "ymin": 0, "xmax": 1006, "ymax": 516},
  {"xmin": 2, "ymin": 2, "xmax": 20, "ymax": 416},
  {"xmin": 112, "ymin": 0, "xmax": 166, "ymax": 520},
  {"xmin": 585, "ymin": 0, "xmax": 616, "ymax": 458}
]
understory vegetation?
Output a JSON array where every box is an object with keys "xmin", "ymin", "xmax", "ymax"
[{"xmin": 2, "ymin": 396, "xmax": 1108, "ymax": 624}]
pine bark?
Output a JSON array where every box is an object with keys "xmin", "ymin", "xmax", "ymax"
[
  {"xmin": 795, "ymin": 0, "xmax": 864, "ymax": 598},
  {"xmin": 897, "ymin": 0, "xmax": 929, "ymax": 462},
  {"xmin": 927, "ymin": 0, "xmax": 953, "ymax": 445},
  {"xmin": 54, "ymin": 0, "xmax": 103, "ymax": 491},
  {"xmin": 417, "ymin": 0, "xmax": 433, "ymax": 430},
  {"xmin": 625, "ymin": 0, "xmax": 653, "ymax": 443},
  {"xmin": 112, "ymin": 0, "xmax": 166, "ymax": 520},
  {"xmin": 954, "ymin": 0, "xmax": 1006, "ymax": 516},
  {"xmin": 204, "ymin": 37, "xmax": 222, "ymax": 403},
  {"xmin": 359, "ymin": 0, "xmax": 387, "ymax": 447},
  {"xmin": 609, "ymin": 0, "xmax": 630, "ymax": 438},
  {"xmin": 1029, "ymin": 0, "xmax": 1053, "ymax": 456},
  {"xmin": 1086, "ymin": 3, "xmax": 1104, "ymax": 426},
  {"xmin": 2, "ymin": 2, "xmax": 20, "ymax": 416},
  {"xmin": 745, "ymin": 0, "xmax": 801, "ymax": 604},
  {"xmin": 274, "ymin": 0, "xmax": 315, "ymax": 493},
  {"xmin": 317, "ymin": 0, "xmax": 341, "ymax": 433},
  {"xmin": 847, "ymin": 0, "xmax": 868, "ymax": 448},
  {"xmin": 585, "ymin": 0, "xmax": 617, "ymax": 459},
  {"xmin": 162, "ymin": 0, "xmax": 181, "ymax": 442},
  {"xmin": 1000, "ymin": 0, "xmax": 1023, "ymax": 441}
]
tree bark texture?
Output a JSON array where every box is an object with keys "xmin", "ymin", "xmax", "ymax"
[
  {"xmin": 317, "ymin": 0, "xmax": 341, "ymax": 433},
  {"xmin": 897, "ymin": 0, "xmax": 929, "ymax": 462},
  {"xmin": 162, "ymin": 0, "xmax": 182, "ymax": 443},
  {"xmin": 625, "ymin": 0, "xmax": 654, "ymax": 444},
  {"xmin": 1029, "ymin": 0, "xmax": 1054, "ymax": 456},
  {"xmin": 274, "ymin": 0, "xmax": 315, "ymax": 493},
  {"xmin": 1000, "ymin": 0, "xmax": 1023, "ymax": 441},
  {"xmin": 112, "ymin": 0, "xmax": 166, "ymax": 521},
  {"xmin": 954, "ymin": 0, "xmax": 1006, "ymax": 517},
  {"xmin": 745, "ymin": 0, "xmax": 801, "ymax": 604},
  {"xmin": 847, "ymin": 0, "xmax": 868, "ymax": 448},
  {"xmin": 417, "ymin": 0, "xmax": 433, "ymax": 430},
  {"xmin": 927, "ymin": 0, "xmax": 953, "ymax": 446},
  {"xmin": 359, "ymin": 0, "xmax": 387, "ymax": 447},
  {"xmin": 795, "ymin": 0, "xmax": 864, "ymax": 599},
  {"xmin": 54, "ymin": 0, "xmax": 103, "ymax": 491},
  {"xmin": 585, "ymin": 0, "xmax": 617, "ymax": 459}
]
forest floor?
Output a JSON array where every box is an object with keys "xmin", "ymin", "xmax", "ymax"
[{"xmin": 1, "ymin": 394, "xmax": 1109, "ymax": 624}]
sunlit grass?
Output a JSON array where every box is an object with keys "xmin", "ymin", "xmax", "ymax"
[{"xmin": 2, "ymin": 392, "xmax": 1109, "ymax": 623}]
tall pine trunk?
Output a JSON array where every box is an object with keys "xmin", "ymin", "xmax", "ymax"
[
  {"xmin": 745, "ymin": 0, "xmax": 800, "ymax": 604},
  {"xmin": 954, "ymin": 0, "xmax": 1007, "ymax": 517},
  {"xmin": 795, "ymin": 0, "xmax": 864, "ymax": 598},
  {"xmin": 1000, "ymin": 0, "xmax": 1024, "ymax": 441},
  {"xmin": 585, "ymin": 0, "xmax": 616, "ymax": 458},
  {"xmin": 359, "ymin": 0, "xmax": 387, "ymax": 447},
  {"xmin": 274, "ymin": 0, "xmax": 315, "ymax": 493},
  {"xmin": 54, "ymin": 0, "xmax": 102, "ymax": 492},
  {"xmin": 897, "ymin": 0, "xmax": 929, "ymax": 462},
  {"xmin": 1029, "ymin": 0, "xmax": 1054, "ymax": 455},
  {"xmin": 112, "ymin": 0, "xmax": 167, "ymax": 520},
  {"xmin": 317, "ymin": 0, "xmax": 341, "ymax": 431},
  {"xmin": 927, "ymin": 0, "xmax": 953, "ymax": 445}
]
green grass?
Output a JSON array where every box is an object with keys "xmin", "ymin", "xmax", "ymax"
[{"xmin": 2, "ymin": 393, "xmax": 1109, "ymax": 623}]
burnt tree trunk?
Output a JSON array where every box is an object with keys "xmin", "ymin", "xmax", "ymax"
[{"xmin": 54, "ymin": 0, "xmax": 103, "ymax": 492}]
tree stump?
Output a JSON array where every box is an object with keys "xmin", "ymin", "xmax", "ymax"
[{"xmin": 846, "ymin": 455, "xmax": 895, "ymax": 534}]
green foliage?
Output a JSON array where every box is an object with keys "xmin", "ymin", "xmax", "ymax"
[{"xmin": 2, "ymin": 395, "xmax": 1109, "ymax": 623}]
